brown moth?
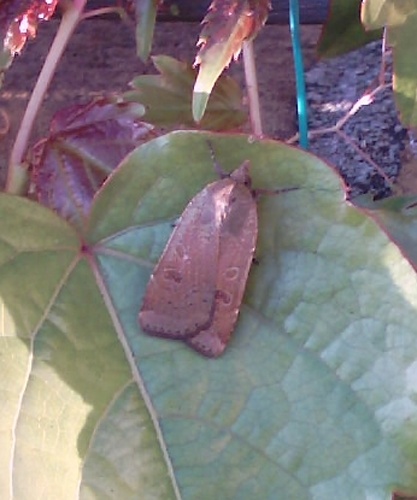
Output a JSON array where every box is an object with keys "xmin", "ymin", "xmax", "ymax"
[{"xmin": 139, "ymin": 160, "xmax": 258, "ymax": 357}]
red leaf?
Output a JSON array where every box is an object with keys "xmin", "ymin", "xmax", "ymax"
[
  {"xmin": 31, "ymin": 98, "xmax": 154, "ymax": 229},
  {"xmin": 0, "ymin": 0, "xmax": 59, "ymax": 55},
  {"xmin": 196, "ymin": 0, "xmax": 270, "ymax": 67},
  {"xmin": 193, "ymin": 0, "xmax": 270, "ymax": 121}
]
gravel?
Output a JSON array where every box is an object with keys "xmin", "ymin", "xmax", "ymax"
[{"xmin": 306, "ymin": 40, "xmax": 408, "ymax": 199}]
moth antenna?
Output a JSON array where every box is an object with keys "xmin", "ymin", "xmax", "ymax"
[
  {"xmin": 206, "ymin": 140, "xmax": 229, "ymax": 179},
  {"xmin": 255, "ymin": 186, "xmax": 299, "ymax": 198}
]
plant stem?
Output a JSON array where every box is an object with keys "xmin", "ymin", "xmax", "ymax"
[
  {"xmin": 81, "ymin": 7, "xmax": 128, "ymax": 21},
  {"xmin": 6, "ymin": 3, "xmax": 84, "ymax": 194},
  {"xmin": 242, "ymin": 40, "xmax": 263, "ymax": 137}
]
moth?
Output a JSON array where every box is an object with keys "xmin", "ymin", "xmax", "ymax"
[{"xmin": 139, "ymin": 158, "xmax": 259, "ymax": 357}]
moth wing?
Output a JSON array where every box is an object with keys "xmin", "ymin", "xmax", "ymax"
[
  {"xmin": 186, "ymin": 183, "xmax": 258, "ymax": 357},
  {"xmin": 139, "ymin": 179, "xmax": 232, "ymax": 338}
]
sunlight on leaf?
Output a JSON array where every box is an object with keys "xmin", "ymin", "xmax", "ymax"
[
  {"xmin": 361, "ymin": 0, "xmax": 417, "ymax": 29},
  {"xmin": 362, "ymin": 0, "xmax": 417, "ymax": 127},
  {"xmin": 4, "ymin": 132, "xmax": 417, "ymax": 497}
]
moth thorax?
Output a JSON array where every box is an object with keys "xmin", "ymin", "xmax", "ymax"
[{"xmin": 213, "ymin": 184, "xmax": 235, "ymax": 224}]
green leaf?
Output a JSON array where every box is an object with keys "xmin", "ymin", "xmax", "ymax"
[
  {"xmin": 317, "ymin": 0, "xmax": 382, "ymax": 58},
  {"xmin": 352, "ymin": 192, "xmax": 417, "ymax": 267},
  {"xmin": 0, "ymin": 48, "xmax": 12, "ymax": 87},
  {"xmin": 0, "ymin": 195, "xmax": 175, "ymax": 498},
  {"xmin": 3, "ymin": 132, "xmax": 417, "ymax": 497},
  {"xmin": 361, "ymin": 0, "xmax": 417, "ymax": 29},
  {"xmin": 124, "ymin": 55, "xmax": 246, "ymax": 130},
  {"xmin": 361, "ymin": 0, "xmax": 417, "ymax": 127},
  {"xmin": 134, "ymin": 0, "xmax": 161, "ymax": 61}
]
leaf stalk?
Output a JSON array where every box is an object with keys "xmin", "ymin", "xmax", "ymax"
[{"xmin": 6, "ymin": 2, "xmax": 85, "ymax": 194}]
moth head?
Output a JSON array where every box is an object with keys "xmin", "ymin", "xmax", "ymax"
[{"xmin": 230, "ymin": 160, "xmax": 252, "ymax": 188}]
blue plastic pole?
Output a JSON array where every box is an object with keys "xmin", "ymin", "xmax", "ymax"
[{"xmin": 289, "ymin": 0, "xmax": 309, "ymax": 149}]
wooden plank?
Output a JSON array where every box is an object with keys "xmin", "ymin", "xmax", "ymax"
[
  {"xmin": 86, "ymin": 1, "xmax": 329, "ymax": 25},
  {"xmin": 160, "ymin": 0, "xmax": 329, "ymax": 24}
]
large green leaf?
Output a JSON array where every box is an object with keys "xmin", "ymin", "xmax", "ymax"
[{"xmin": 2, "ymin": 131, "xmax": 417, "ymax": 498}]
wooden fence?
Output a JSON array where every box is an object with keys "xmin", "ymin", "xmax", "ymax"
[{"xmin": 87, "ymin": 1, "xmax": 330, "ymax": 25}]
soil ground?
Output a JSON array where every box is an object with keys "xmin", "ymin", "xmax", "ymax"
[{"xmin": 0, "ymin": 18, "xmax": 321, "ymax": 186}]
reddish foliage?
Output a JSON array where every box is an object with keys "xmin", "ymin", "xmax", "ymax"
[
  {"xmin": 197, "ymin": 0, "xmax": 271, "ymax": 64},
  {"xmin": 0, "ymin": 0, "xmax": 59, "ymax": 54},
  {"xmin": 31, "ymin": 98, "xmax": 154, "ymax": 228}
]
